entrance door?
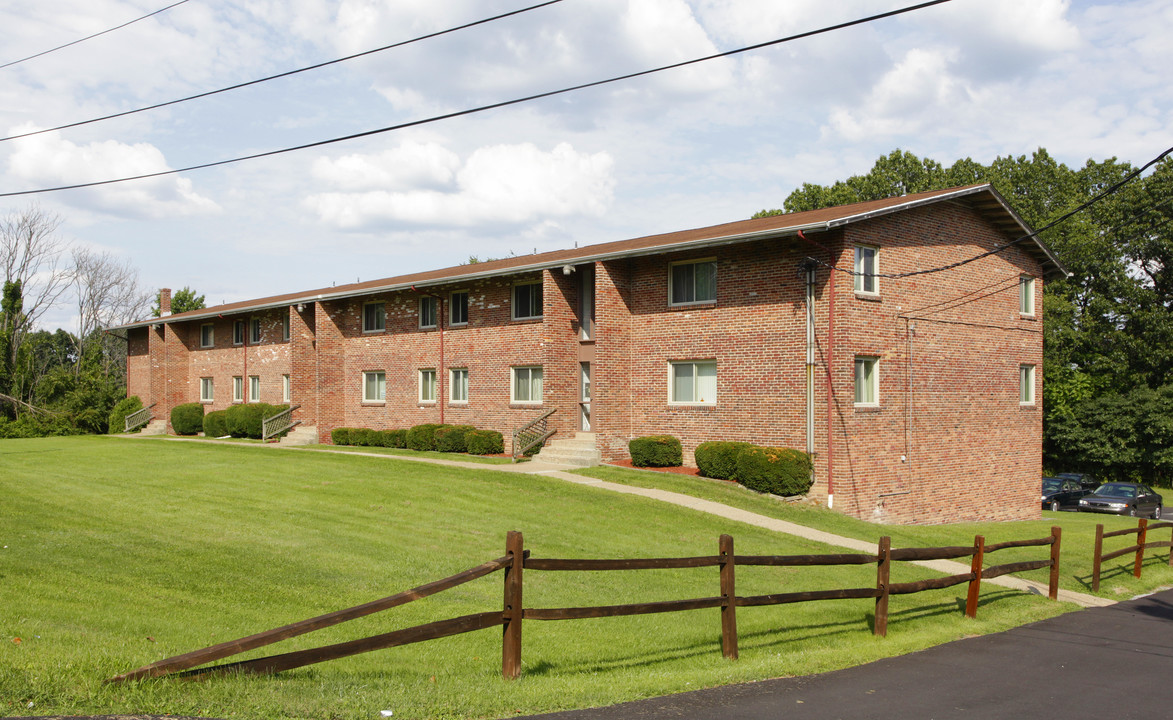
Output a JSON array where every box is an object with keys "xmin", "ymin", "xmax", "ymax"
[{"xmin": 580, "ymin": 362, "xmax": 591, "ymax": 431}]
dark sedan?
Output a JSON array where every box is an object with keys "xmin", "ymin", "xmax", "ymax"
[
  {"xmin": 1078, "ymin": 482, "xmax": 1163, "ymax": 518},
  {"xmin": 1042, "ymin": 477, "xmax": 1087, "ymax": 511}
]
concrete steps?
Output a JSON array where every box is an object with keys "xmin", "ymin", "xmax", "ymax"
[
  {"xmin": 139, "ymin": 419, "xmax": 166, "ymax": 436},
  {"xmin": 534, "ymin": 432, "xmax": 601, "ymax": 468},
  {"xmin": 277, "ymin": 425, "xmax": 318, "ymax": 446}
]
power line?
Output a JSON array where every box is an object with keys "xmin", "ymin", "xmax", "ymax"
[
  {"xmin": 0, "ymin": 0, "xmax": 955, "ymax": 198},
  {"xmin": 0, "ymin": 1, "xmax": 191, "ymax": 71},
  {"xmin": 0, "ymin": 0, "xmax": 565, "ymax": 143}
]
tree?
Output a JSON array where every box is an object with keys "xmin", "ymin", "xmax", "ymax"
[
  {"xmin": 152, "ymin": 286, "xmax": 205, "ymax": 317},
  {"xmin": 1, "ymin": 206, "xmax": 70, "ymax": 378}
]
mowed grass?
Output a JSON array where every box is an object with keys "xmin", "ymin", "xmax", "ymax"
[{"xmin": 5, "ymin": 438, "xmax": 1071, "ymax": 720}]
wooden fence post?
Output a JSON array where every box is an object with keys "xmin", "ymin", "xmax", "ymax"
[
  {"xmin": 874, "ymin": 536, "xmax": 891, "ymax": 637},
  {"xmin": 1048, "ymin": 526, "xmax": 1062, "ymax": 601},
  {"xmin": 965, "ymin": 535, "xmax": 984, "ymax": 619},
  {"xmin": 719, "ymin": 534, "xmax": 738, "ymax": 660},
  {"xmin": 1134, "ymin": 518, "xmax": 1148, "ymax": 580},
  {"xmin": 502, "ymin": 530, "xmax": 524, "ymax": 680},
  {"xmin": 1092, "ymin": 524, "xmax": 1103, "ymax": 592},
  {"xmin": 1168, "ymin": 523, "xmax": 1173, "ymax": 568}
]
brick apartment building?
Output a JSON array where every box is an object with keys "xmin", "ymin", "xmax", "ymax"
[{"xmin": 118, "ymin": 184, "xmax": 1066, "ymax": 524}]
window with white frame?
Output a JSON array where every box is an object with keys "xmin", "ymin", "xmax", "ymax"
[
  {"xmin": 232, "ymin": 376, "xmax": 243, "ymax": 402},
  {"xmin": 669, "ymin": 259, "xmax": 717, "ymax": 306},
  {"xmin": 200, "ymin": 377, "xmax": 214, "ymax": 402},
  {"xmin": 669, "ymin": 360, "xmax": 717, "ymax": 404},
  {"xmin": 419, "ymin": 296, "xmax": 437, "ymax": 329},
  {"xmin": 363, "ymin": 371, "xmax": 386, "ymax": 402},
  {"xmin": 362, "ymin": 302, "xmax": 385, "ymax": 333},
  {"xmin": 1019, "ymin": 276, "xmax": 1035, "ymax": 316},
  {"xmin": 450, "ymin": 368, "xmax": 468, "ymax": 403},
  {"xmin": 512, "ymin": 366, "xmax": 543, "ymax": 403},
  {"xmin": 282, "ymin": 313, "xmax": 291, "ymax": 341},
  {"xmin": 1020, "ymin": 364, "xmax": 1035, "ymax": 405},
  {"xmin": 282, "ymin": 374, "xmax": 291, "ymax": 402},
  {"xmin": 450, "ymin": 291, "xmax": 468, "ymax": 326},
  {"xmin": 233, "ymin": 319, "xmax": 244, "ymax": 345},
  {"xmin": 512, "ymin": 281, "xmax": 543, "ymax": 320},
  {"xmin": 854, "ymin": 356, "xmax": 879, "ymax": 406},
  {"xmin": 419, "ymin": 369, "xmax": 437, "ymax": 402},
  {"xmin": 854, "ymin": 246, "xmax": 878, "ymax": 295},
  {"xmin": 249, "ymin": 317, "xmax": 262, "ymax": 344},
  {"xmin": 199, "ymin": 323, "xmax": 214, "ymax": 348},
  {"xmin": 249, "ymin": 375, "xmax": 260, "ymax": 402}
]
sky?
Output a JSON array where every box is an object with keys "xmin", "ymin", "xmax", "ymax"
[{"xmin": 1, "ymin": 0, "xmax": 1170, "ymax": 332}]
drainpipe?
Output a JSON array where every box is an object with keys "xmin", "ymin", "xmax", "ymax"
[
  {"xmin": 412, "ymin": 286, "xmax": 445, "ymax": 425},
  {"xmin": 798, "ymin": 231, "xmax": 833, "ymax": 510},
  {"xmin": 803, "ymin": 261, "xmax": 815, "ymax": 458}
]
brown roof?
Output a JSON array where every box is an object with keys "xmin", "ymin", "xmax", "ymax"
[{"xmin": 118, "ymin": 184, "xmax": 1066, "ymax": 329}]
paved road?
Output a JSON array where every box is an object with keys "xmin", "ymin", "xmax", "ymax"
[{"xmin": 517, "ymin": 587, "xmax": 1173, "ymax": 720}]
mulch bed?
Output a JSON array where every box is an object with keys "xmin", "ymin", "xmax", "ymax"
[{"xmin": 607, "ymin": 459, "xmax": 703, "ymax": 477}]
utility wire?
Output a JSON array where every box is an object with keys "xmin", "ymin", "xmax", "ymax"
[
  {"xmin": 0, "ymin": 0, "xmax": 954, "ymax": 198},
  {"xmin": 0, "ymin": 0, "xmax": 191, "ymax": 71},
  {"xmin": 0, "ymin": 0, "xmax": 565, "ymax": 143}
]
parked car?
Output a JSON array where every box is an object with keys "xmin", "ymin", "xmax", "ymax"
[
  {"xmin": 1078, "ymin": 482, "xmax": 1163, "ymax": 518},
  {"xmin": 1042, "ymin": 477, "xmax": 1087, "ymax": 511},
  {"xmin": 1055, "ymin": 472, "xmax": 1099, "ymax": 491}
]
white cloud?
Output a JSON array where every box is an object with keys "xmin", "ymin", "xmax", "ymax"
[
  {"xmin": 311, "ymin": 142, "xmax": 461, "ymax": 192},
  {"xmin": 305, "ymin": 141, "xmax": 614, "ymax": 229}
]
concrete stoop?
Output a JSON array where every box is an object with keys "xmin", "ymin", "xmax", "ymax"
[
  {"xmin": 277, "ymin": 425, "xmax": 318, "ymax": 446},
  {"xmin": 534, "ymin": 432, "xmax": 602, "ymax": 468},
  {"xmin": 139, "ymin": 419, "xmax": 167, "ymax": 436}
]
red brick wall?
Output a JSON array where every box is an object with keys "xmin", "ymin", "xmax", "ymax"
[{"xmin": 127, "ymin": 327, "xmax": 150, "ymax": 402}]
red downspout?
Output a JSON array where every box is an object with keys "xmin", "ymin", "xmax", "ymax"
[{"xmin": 411, "ymin": 287, "xmax": 444, "ymax": 425}]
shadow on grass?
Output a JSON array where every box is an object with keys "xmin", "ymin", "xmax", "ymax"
[{"xmin": 1072, "ymin": 553, "xmax": 1173, "ymax": 591}]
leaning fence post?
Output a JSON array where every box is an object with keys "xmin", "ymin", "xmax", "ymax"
[
  {"xmin": 1092, "ymin": 524, "xmax": 1104, "ymax": 592},
  {"xmin": 1134, "ymin": 518, "xmax": 1148, "ymax": 580},
  {"xmin": 719, "ymin": 534, "xmax": 738, "ymax": 660},
  {"xmin": 874, "ymin": 536, "xmax": 891, "ymax": 637},
  {"xmin": 965, "ymin": 535, "xmax": 985, "ymax": 619},
  {"xmin": 1048, "ymin": 526, "xmax": 1062, "ymax": 601},
  {"xmin": 502, "ymin": 530, "xmax": 524, "ymax": 680}
]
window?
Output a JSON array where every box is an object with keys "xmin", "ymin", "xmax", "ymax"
[
  {"xmin": 200, "ymin": 377, "xmax": 214, "ymax": 402},
  {"xmin": 283, "ymin": 375, "xmax": 291, "ymax": 402},
  {"xmin": 854, "ymin": 356, "xmax": 878, "ymax": 406},
  {"xmin": 282, "ymin": 313, "xmax": 291, "ymax": 341},
  {"xmin": 450, "ymin": 291, "xmax": 468, "ymax": 326},
  {"xmin": 512, "ymin": 366, "xmax": 543, "ymax": 404},
  {"xmin": 419, "ymin": 369, "xmax": 437, "ymax": 403},
  {"xmin": 512, "ymin": 281, "xmax": 543, "ymax": 320},
  {"xmin": 249, "ymin": 375, "xmax": 260, "ymax": 403},
  {"xmin": 199, "ymin": 323, "xmax": 214, "ymax": 348},
  {"xmin": 419, "ymin": 296, "xmax": 437, "ymax": 329},
  {"xmin": 363, "ymin": 302, "xmax": 385, "ymax": 333},
  {"xmin": 363, "ymin": 371, "xmax": 386, "ymax": 402},
  {"xmin": 854, "ymin": 246, "xmax": 878, "ymax": 295},
  {"xmin": 232, "ymin": 376, "xmax": 243, "ymax": 403},
  {"xmin": 669, "ymin": 360, "xmax": 717, "ymax": 404},
  {"xmin": 669, "ymin": 259, "xmax": 717, "ymax": 306},
  {"xmin": 450, "ymin": 368, "xmax": 469, "ymax": 403},
  {"xmin": 1020, "ymin": 365, "xmax": 1035, "ymax": 405},
  {"xmin": 249, "ymin": 317, "xmax": 262, "ymax": 344},
  {"xmin": 233, "ymin": 320, "xmax": 244, "ymax": 345},
  {"xmin": 1020, "ymin": 276, "xmax": 1035, "ymax": 316}
]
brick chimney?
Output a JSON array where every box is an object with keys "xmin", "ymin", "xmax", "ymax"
[{"xmin": 160, "ymin": 288, "xmax": 172, "ymax": 316}]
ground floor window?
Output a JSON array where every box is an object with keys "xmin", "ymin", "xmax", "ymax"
[
  {"xmin": 200, "ymin": 377, "xmax": 214, "ymax": 402},
  {"xmin": 1020, "ymin": 364, "xmax": 1035, "ymax": 405},
  {"xmin": 670, "ymin": 360, "xmax": 716, "ymax": 404},
  {"xmin": 363, "ymin": 371, "xmax": 386, "ymax": 402},
  {"xmin": 512, "ymin": 366, "xmax": 543, "ymax": 403},
  {"xmin": 855, "ymin": 356, "xmax": 878, "ymax": 406},
  {"xmin": 249, "ymin": 375, "xmax": 260, "ymax": 402},
  {"xmin": 419, "ymin": 369, "xmax": 437, "ymax": 402},
  {"xmin": 232, "ymin": 376, "xmax": 243, "ymax": 402},
  {"xmin": 450, "ymin": 368, "xmax": 468, "ymax": 403},
  {"xmin": 283, "ymin": 374, "xmax": 291, "ymax": 402}
]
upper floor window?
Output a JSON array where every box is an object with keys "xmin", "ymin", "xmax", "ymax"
[
  {"xmin": 854, "ymin": 246, "xmax": 878, "ymax": 295},
  {"xmin": 419, "ymin": 296, "xmax": 438, "ymax": 329},
  {"xmin": 669, "ymin": 259, "xmax": 717, "ymax": 306},
  {"xmin": 854, "ymin": 356, "xmax": 879, "ymax": 406},
  {"xmin": 249, "ymin": 317, "xmax": 262, "ymax": 344},
  {"xmin": 450, "ymin": 291, "xmax": 469, "ymax": 326},
  {"xmin": 669, "ymin": 360, "xmax": 717, "ymax": 405},
  {"xmin": 363, "ymin": 302, "xmax": 385, "ymax": 333},
  {"xmin": 233, "ymin": 320, "xmax": 244, "ymax": 346},
  {"xmin": 199, "ymin": 323, "xmax": 214, "ymax": 348},
  {"xmin": 1020, "ymin": 364, "xmax": 1036, "ymax": 405},
  {"xmin": 282, "ymin": 313, "xmax": 291, "ymax": 341},
  {"xmin": 1020, "ymin": 276, "xmax": 1035, "ymax": 316},
  {"xmin": 513, "ymin": 281, "xmax": 543, "ymax": 320}
]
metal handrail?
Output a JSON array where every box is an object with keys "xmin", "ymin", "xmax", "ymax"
[
  {"xmin": 262, "ymin": 404, "xmax": 301, "ymax": 442},
  {"xmin": 512, "ymin": 408, "xmax": 556, "ymax": 461},
  {"xmin": 124, "ymin": 403, "xmax": 157, "ymax": 433}
]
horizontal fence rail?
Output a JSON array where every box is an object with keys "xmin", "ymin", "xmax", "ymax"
[
  {"xmin": 109, "ymin": 528, "xmax": 1062, "ymax": 684},
  {"xmin": 1091, "ymin": 519, "xmax": 1173, "ymax": 591}
]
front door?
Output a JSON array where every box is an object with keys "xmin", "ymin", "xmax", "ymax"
[{"xmin": 580, "ymin": 362, "xmax": 591, "ymax": 431}]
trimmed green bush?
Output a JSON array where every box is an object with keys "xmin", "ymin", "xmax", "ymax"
[
  {"xmin": 466, "ymin": 429, "xmax": 504, "ymax": 455},
  {"xmin": 382, "ymin": 428, "xmax": 407, "ymax": 448},
  {"xmin": 350, "ymin": 428, "xmax": 378, "ymax": 446},
  {"xmin": 108, "ymin": 395, "xmax": 143, "ymax": 434},
  {"xmin": 225, "ymin": 403, "xmax": 267, "ymax": 439},
  {"xmin": 629, "ymin": 435, "xmax": 683, "ymax": 467},
  {"xmin": 407, "ymin": 423, "xmax": 445, "ymax": 451},
  {"xmin": 331, "ymin": 427, "xmax": 354, "ymax": 445},
  {"xmin": 203, "ymin": 410, "xmax": 229, "ymax": 438},
  {"xmin": 735, "ymin": 446, "xmax": 813, "ymax": 497},
  {"xmin": 695, "ymin": 441, "xmax": 755, "ymax": 480},
  {"xmin": 435, "ymin": 424, "xmax": 476, "ymax": 453},
  {"xmin": 170, "ymin": 403, "xmax": 205, "ymax": 436}
]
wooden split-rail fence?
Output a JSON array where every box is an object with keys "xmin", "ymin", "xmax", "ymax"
[
  {"xmin": 108, "ymin": 528, "xmax": 1061, "ymax": 683},
  {"xmin": 1091, "ymin": 518, "xmax": 1173, "ymax": 591}
]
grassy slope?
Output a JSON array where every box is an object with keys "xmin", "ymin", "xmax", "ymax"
[{"xmin": 4, "ymin": 438, "xmax": 1072, "ymax": 719}]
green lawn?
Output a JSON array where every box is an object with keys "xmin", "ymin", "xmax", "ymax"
[{"xmin": 1, "ymin": 437, "xmax": 1089, "ymax": 720}]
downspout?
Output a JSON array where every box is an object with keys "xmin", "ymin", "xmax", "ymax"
[
  {"xmin": 412, "ymin": 286, "xmax": 445, "ymax": 425},
  {"xmin": 798, "ymin": 230, "xmax": 833, "ymax": 511},
  {"xmin": 803, "ymin": 261, "xmax": 815, "ymax": 458},
  {"xmin": 825, "ymin": 249, "xmax": 835, "ymax": 510}
]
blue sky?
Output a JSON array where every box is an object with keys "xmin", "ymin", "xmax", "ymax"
[{"xmin": 1, "ymin": 0, "xmax": 1169, "ymax": 331}]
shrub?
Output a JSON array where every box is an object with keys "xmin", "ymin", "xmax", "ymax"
[
  {"xmin": 225, "ymin": 403, "xmax": 267, "ymax": 439},
  {"xmin": 203, "ymin": 410, "xmax": 229, "ymax": 438},
  {"xmin": 435, "ymin": 424, "xmax": 476, "ymax": 453},
  {"xmin": 350, "ymin": 428, "xmax": 377, "ymax": 446},
  {"xmin": 695, "ymin": 441, "xmax": 755, "ymax": 480},
  {"xmin": 170, "ymin": 403, "xmax": 205, "ymax": 436},
  {"xmin": 382, "ymin": 428, "xmax": 407, "ymax": 448},
  {"xmin": 735, "ymin": 446, "xmax": 813, "ymax": 497},
  {"xmin": 331, "ymin": 427, "xmax": 354, "ymax": 446},
  {"xmin": 466, "ymin": 429, "xmax": 504, "ymax": 455},
  {"xmin": 407, "ymin": 423, "xmax": 445, "ymax": 451},
  {"xmin": 108, "ymin": 395, "xmax": 143, "ymax": 434},
  {"xmin": 629, "ymin": 435, "xmax": 683, "ymax": 467}
]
